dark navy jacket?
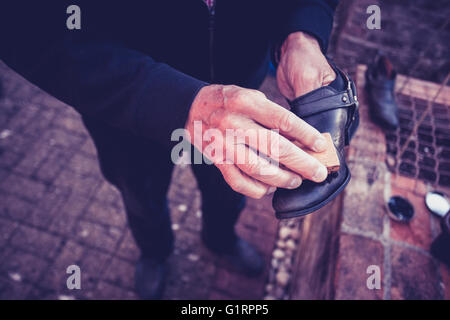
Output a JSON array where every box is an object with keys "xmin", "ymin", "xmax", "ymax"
[{"xmin": 0, "ymin": 0, "xmax": 338, "ymax": 148}]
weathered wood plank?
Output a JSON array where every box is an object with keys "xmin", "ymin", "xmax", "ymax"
[{"xmin": 289, "ymin": 194, "xmax": 343, "ymax": 299}]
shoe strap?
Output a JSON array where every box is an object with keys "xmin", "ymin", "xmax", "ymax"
[
  {"xmin": 288, "ymin": 67, "xmax": 359, "ymax": 118},
  {"xmin": 288, "ymin": 64, "xmax": 359, "ymax": 145}
]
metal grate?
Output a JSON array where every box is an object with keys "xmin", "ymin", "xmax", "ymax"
[
  {"xmin": 383, "ymin": 14, "xmax": 450, "ymax": 190},
  {"xmin": 385, "ymin": 93, "xmax": 450, "ymax": 188}
]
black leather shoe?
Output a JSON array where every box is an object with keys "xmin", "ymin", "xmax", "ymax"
[
  {"xmin": 135, "ymin": 257, "xmax": 167, "ymax": 300},
  {"xmin": 202, "ymin": 233, "xmax": 264, "ymax": 276},
  {"xmin": 430, "ymin": 212, "xmax": 450, "ymax": 267},
  {"xmin": 273, "ymin": 61, "xmax": 359, "ymax": 219},
  {"xmin": 366, "ymin": 54, "xmax": 399, "ymax": 129}
]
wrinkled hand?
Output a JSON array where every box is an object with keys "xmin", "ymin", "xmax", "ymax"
[
  {"xmin": 186, "ymin": 84, "xmax": 328, "ymax": 199},
  {"xmin": 277, "ymin": 32, "xmax": 336, "ymax": 100}
]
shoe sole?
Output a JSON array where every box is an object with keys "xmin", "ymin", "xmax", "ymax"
[{"xmin": 275, "ymin": 167, "xmax": 351, "ymax": 219}]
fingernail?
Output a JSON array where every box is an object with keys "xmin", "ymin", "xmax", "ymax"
[
  {"xmin": 312, "ymin": 165, "xmax": 328, "ymax": 182},
  {"xmin": 267, "ymin": 186, "xmax": 277, "ymax": 195},
  {"xmin": 313, "ymin": 137, "xmax": 327, "ymax": 152},
  {"xmin": 288, "ymin": 177, "xmax": 302, "ymax": 189}
]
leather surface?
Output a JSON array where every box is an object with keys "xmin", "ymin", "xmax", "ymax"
[
  {"xmin": 273, "ymin": 61, "xmax": 358, "ymax": 218},
  {"xmin": 366, "ymin": 62, "xmax": 399, "ymax": 129}
]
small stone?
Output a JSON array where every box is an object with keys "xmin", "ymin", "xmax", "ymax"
[
  {"xmin": 386, "ymin": 155, "xmax": 396, "ymax": 167},
  {"xmin": 271, "ymin": 259, "xmax": 279, "ymax": 269},
  {"xmin": 79, "ymin": 229, "xmax": 89, "ymax": 238},
  {"xmin": 171, "ymin": 223, "xmax": 180, "ymax": 231},
  {"xmin": 9, "ymin": 272, "xmax": 22, "ymax": 282},
  {"xmin": 58, "ymin": 295, "xmax": 75, "ymax": 300},
  {"xmin": 277, "ymin": 264, "xmax": 288, "ymax": 273},
  {"xmin": 195, "ymin": 210, "xmax": 202, "ymax": 218},
  {"xmin": 265, "ymin": 284, "xmax": 273, "ymax": 293},
  {"xmin": 287, "ymin": 220, "xmax": 296, "ymax": 228},
  {"xmin": 286, "ymin": 239, "xmax": 296, "ymax": 250},
  {"xmin": 279, "ymin": 227, "xmax": 291, "ymax": 240},
  {"xmin": 274, "ymin": 287, "xmax": 285, "ymax": 298},
  {"xmin": 290, "ymin": 229, "xmax": 300, "ymax": 239},
  {"xmin": 0, "ymin": 129, "xmax": 12, "ymax": 139},
  {"xmin": 276, "ymin": 240, "xmax": 285, "ymax": 248},
  {"xmin": 187, "ymin": 253, "xmax": 200, "ymax": 262},
  {"xmin": 276, "ymin": 270, "xmax": 290, "ymax": 287},
  {"xmin": 273, "ymin": 249, "xmax": 285, "ymax": 259},
  {"xmin": 264, "ymin": 295, "xmax": 276, "ymax": 300},
  {"xmin": 177, "ymin": 204, "xmax": 187, "ymax": 212}
]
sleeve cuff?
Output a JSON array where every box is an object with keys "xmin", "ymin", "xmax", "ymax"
[
  {"xmin": 137, "ymin": 63, "xmax": 208, "ymax": 149},
  {"xmin": 278, "ymin": 1, "xmax": 336, "ymax": 53}
]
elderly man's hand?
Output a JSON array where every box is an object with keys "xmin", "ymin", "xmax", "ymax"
[
  {"xmin": 277, "ymin": 32, "xmax": 336, "ymax": 100},
  {"xmin": 186, "ymin": 85, "xmax": 329, "ymax": 199}
]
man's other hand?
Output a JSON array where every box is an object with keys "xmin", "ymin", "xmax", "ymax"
[{"xmin": 277, "ymin": 31, "xmax": 336, "ymax": 100}]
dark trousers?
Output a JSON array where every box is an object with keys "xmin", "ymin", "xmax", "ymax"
[{"xmin": 82, "ymin": 116, "xmax": 246, "ymax": 260}]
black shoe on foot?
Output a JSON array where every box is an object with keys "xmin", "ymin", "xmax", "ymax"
[
  {"xmin": 272, "ymin": 60, "xmax": 359, "ymax": 219},
  {"xmin": 135, "ymin": 257, "xmax": 167, "ymax": 300},
  {"xmin": 202, "ymin": 234, "xmax": 264, "ymax": 277},
  {"xmin": 430, "ymin": 212, "xmax": 450, "ymax": 267}
]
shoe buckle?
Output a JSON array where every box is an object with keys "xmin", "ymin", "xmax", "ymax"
[{"xmin": 343, "ymin": 72, "xmax": 359, "ymax": 145}]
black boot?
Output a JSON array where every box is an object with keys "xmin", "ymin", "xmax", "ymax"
[
  {"xmin": 273, "ymin": 60, "xmax": 359, "ymax": 219},
  {"xmin": 135, "ymin": 257, "xmax": 167, "ymax": 300},
  {"xmin": 202, "ymin": 231, "xmax": 264, "ymax": 276},
  {"xmin": 366, "ymin": 53, "xmax": 399, "ymax": 129},
  {"xmin": 430, "ymin": 212, "xmax": 450, "ymax": 267}
]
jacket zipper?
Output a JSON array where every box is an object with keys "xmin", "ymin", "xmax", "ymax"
[{"xmin": 207, "ymin": 1, "xmax": 216, "ymax": 82}]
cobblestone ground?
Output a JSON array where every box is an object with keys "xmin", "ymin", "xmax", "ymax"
[
  {"xmin": 2, "ymin": 0, "xmax": 450, "ymax": 300},
  {"xmin": 328, "ymin": 0, "xmax": 450, "ymax": 300},
  {"xmin": 333, "ymin": 66, "xmax": 450, "ymax": 300},
  {"xmin": 0, "ymin": 61, "xmax": 281, "ymax": 300}
]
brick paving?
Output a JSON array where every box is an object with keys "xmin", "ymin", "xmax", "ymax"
[
  {"xmin": 330, "ymin": 0, "xmax": 450, "ymax": 300},
  {"xmin": 0, "ymin": 61, "xmax": 280, "ymax": 300},
  {"xmin": 1, "ymin": 0, "xmax": 450, "ymax": 300},
  {"xmin": 333, "ymin": 66, "xmax": 450, "ymax": 300},
  {"xmin": 385, "ymin": 93, "xmax": 450, "ymax": 188}
]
